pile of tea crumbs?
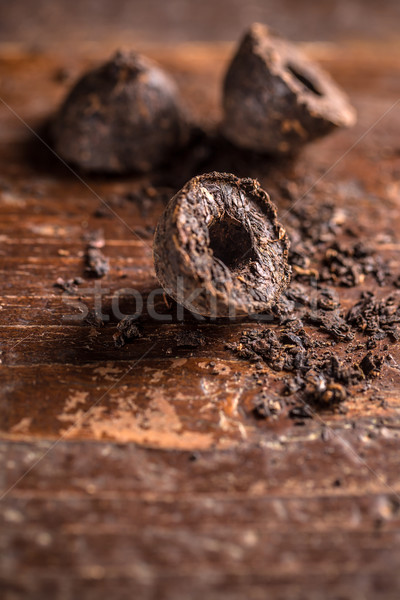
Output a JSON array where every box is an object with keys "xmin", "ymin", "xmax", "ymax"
[{"xmin": 227, "ymin": 197, "xmax": 400, "ymax": 418}]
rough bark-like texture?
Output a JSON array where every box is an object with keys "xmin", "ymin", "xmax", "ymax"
[
  {"xmin": 153, "ymin": 172, "xmax": 290, "ymax": 317},
  {"xmin": 52, "ymin": 50, "xmax": 189, "ymax": 173},
  {"xmin": 223, "ymin": 23, "xmax": 356, "ymax": 155}
]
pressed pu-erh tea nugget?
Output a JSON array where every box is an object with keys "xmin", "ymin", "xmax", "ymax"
[
  {"xmin": 52, "ymin": 50, "xmax": 189, "ymax": 173},
  {"xmin": 223, "ymin": 24, "xmax": 356, "ymax": 156},
  {"xmin": 153, "ymin": 172, "xmax": 290, "ymax": 317}
]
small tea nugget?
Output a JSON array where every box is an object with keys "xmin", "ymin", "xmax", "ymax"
[
  {"xmin": 223, "ymin": 24, "xmax": 356, "ymax": 156},
  {"xmin": 52, "ymin": 50, "xmax": 189, "ymax": 173},
  {"xmin": 153, "ymin": 172, "xmax": 290, "ymax": 317}
]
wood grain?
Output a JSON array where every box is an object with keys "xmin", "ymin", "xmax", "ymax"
[{"xmin": 0, "ymin": 40, "xmax": 400, "ymax": 599}]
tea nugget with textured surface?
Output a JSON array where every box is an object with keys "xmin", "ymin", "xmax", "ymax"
[
  {"xmin": 52, "ymin": 50, "xmax": 189, "ymax": 173},
  {"xmin": 223, "ymin": 23, "xmax": 356, "ymax": 155},
  {"xmin": 153, "ymin": 172, "xmax": 290, "ymax": 317}
]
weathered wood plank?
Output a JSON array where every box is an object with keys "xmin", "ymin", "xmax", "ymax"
[{"xmin": 0, "ymin": 38, "xmax": 400, "ymax": 600}]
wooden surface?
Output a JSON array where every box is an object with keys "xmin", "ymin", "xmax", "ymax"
[{"xmin": 0, "ymin": 40, "xmax": 400, "ymax": 599}]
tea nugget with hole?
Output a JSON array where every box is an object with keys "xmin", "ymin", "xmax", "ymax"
[
  {"xmin": 153, "ymin": 172, "xmax": 290, "ymax": 317},
  {"xmin": 223, "ymin": 23, "xmax": 356, "ymax": 156},
  {"xmin": 52, "ymin": 50, "xmax": 189, "ymax": 173}
]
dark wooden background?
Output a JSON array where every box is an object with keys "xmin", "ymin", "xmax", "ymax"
[
  {"xmin": 0, "ymin": 1, "xmax": 400, "ymax": 598},
  {"xmin": 1, "ymin": 0, "xmax": 400, "ymax": 44}
]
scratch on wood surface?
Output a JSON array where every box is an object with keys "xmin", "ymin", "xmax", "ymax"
[
  {"xmin": 0, "ymin": 191, "xmax": 26, "ymax": 208},
  {"xmin": 92, "ymin": 363, "xmax": 123, "ymax": 381},
  {"xmin": 10, "ymin": 417, "xmax": 32, "ymax": 433},
  {"xmin": 63, "ymin": 391, "xmax": 89, "ymax": 412},
  {"xmin": 218, "ymin": 410, "xmax": 248, "ymax": 441},
  {"xmin": 58, "ymin": 389, "xmax": 215, "ymax": 449}
]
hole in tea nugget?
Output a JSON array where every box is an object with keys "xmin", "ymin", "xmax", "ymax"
[
  {"xmin": 287, "ymin": 64, "xmax": 323, "ymax": 96},
  {"xmin": 208, "ymin": 215, "xmax": 255, "ymax": 271}
]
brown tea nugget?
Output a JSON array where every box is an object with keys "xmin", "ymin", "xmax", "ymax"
[
  {"xmin": 153, "ymin": 172, "xmax": 290, "ymax": 317},
  {"xmin": 223, "ymin": 24, "xmax": 356, "ymax": 156},
  {"xmin": 52, "ymin": 50, "xmax": 189, "ymax": 173}
]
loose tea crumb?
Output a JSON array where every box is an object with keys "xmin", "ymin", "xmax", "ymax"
[
  {"xmin": 174, "ymin": 330, "xmax": 206, "ymax": 348},
  {"xmin": 223, "ymin": 23, "xmax": 356, "ymax": 155},
  {"xmin": 153, "ymin": 172, "xmax": 290, "ymax": 317},
  {"xmin": 83, "ymin": 310, "xmax": 105, "ymax": 328},
  {"xmin": 252, "ymin": 394, "xmax": 283, "ymax": 419},
  {"xmin": 113, "ymin": 316, "xmax": 142, "ymax": 348},
  {"xmin": 54, "ymin": 276, "xmax": 84, "ymax": 295},
  {"xmin": 52, "ymin": 50, "xmax": 189, "ymax": 173},
  {"xmin": 359, "ymin": 352, "xmax": 384, "ymax": 378},
  {"xmin": 84, "ymin": 230, "xmax": 109, "ymax": 278}
]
